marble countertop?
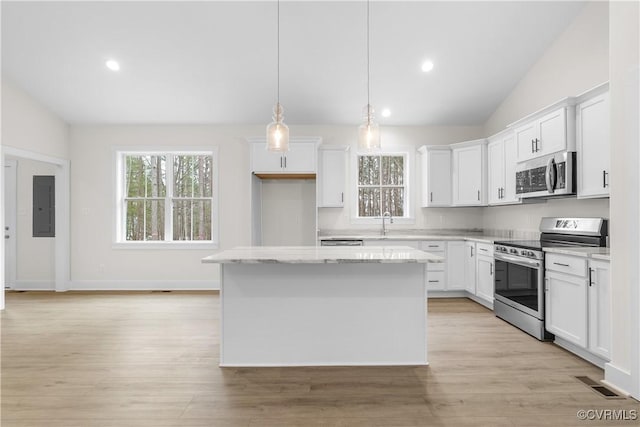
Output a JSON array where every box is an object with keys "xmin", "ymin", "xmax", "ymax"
[
  {"xmin": 202, "ymin": 246, "xmax": 445, "ymax": 264},
  {"xmin": 318, "ymin": 233, "xmax": 510, "ymax": 244},
  {"xmin": 543, "ymin": 247, "xmax": 610, "ymax": 261}
]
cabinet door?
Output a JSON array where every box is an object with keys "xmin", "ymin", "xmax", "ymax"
[
  {"xmin": 545, "ymin": 271, "xmax": 587, "ymax": 347},
  {"xmin": 588, "ymin": 260, "xmax": 611, "ymax": 360},
  {"xmin": 318, "ymin": 149, "xmax": 346, "ymax": 207},
  {"xmin": 464, "ymin": 242, "xmax": 477, "ymax": 294},
  {"xmin": 427, "ymin": 150, "xmax": 452, "ymax": 206},
  {"xmin": 284, "ymin": 143, "xmax": 316, "ymax": 172},
  {"xmin": 476, "ymin": 255, "xmax": 494, "ymax": 303},
  {"xmin": 537, "ymin": 108, "xmax": 566, "ymax": 156},
  {"xmin": 515, "ymin": 122, "xmax": 537, "ymax": 162},
  {"xmin": 487, "ymin": 140, "xmax": 504, "ymax": 205},
  {"xmin": 502, "ymin": 135, "xmax": 520, "ymax": 203},
  {"xmin": 251, "ymin": 143, "xmax": 284, "ymax": 172},
  {"xmin": 453, "ymin": 145, "xmax": 483, "ymax": 206},
  {"xmin": 446, "ymin": 241, "xmax": 466, "ymax": 290},
  {"xmin": 577, "ymin": 93, "xmax": 610, "ymax": 198}
]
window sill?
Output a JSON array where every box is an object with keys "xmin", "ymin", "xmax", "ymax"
[
  {"xmin": 112, "ymin": 241, "xmax": 219, "ymax": 250},
  {"xmin": 350, "ymin": 216, "xmax": 416, "ymax": 226}
]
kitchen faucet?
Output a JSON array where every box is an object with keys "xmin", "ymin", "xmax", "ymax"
[{"xmin": 381, "ymin": 211, "xmax": 393, "ymax": 236}]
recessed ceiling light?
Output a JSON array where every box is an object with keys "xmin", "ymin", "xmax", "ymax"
[
  {"xmin": 105, "ymin": 59, "xmax": 120, "ymax": 71},
  {"xmin": 421, "ymin": 60, "xmax": 434, "ymax": 73},
  {"xmin": 381, "ymin": 108, "xmax": 391, "ymax": 118}
]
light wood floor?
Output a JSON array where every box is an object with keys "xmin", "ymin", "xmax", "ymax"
[{"xmin": 1, "ymin": 292, "xmax": 638, "ymax": 426}]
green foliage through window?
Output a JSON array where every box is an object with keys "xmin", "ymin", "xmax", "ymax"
[{"xmin": 122, "ymin": 153, "xmax": 214, "ymax": 242}]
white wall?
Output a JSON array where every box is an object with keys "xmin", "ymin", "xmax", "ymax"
[
  {"xmin": 12, "ymin": 158, "xmax": 56, "ymax": 287},
  {"xmin": 69, "ymin": 125, "xmax": 258, "ymax": 288},
  {"xmin": 484, "ymin": 1, "xmax": 609, "ymax": 136},
  {"xmin": 481, "ymin": 1, "xmax": 610, "ymax": 234},
  {"xmin": 606, "ymin": 0, "xmax": 639, "ymax": 398},
  {"xmin": 261, "ymin": 179, "xmax": 316, "ymax": 246},
  {"xmin": 1, "ymin": 78, "xmax": 69, "ymax": 159}
]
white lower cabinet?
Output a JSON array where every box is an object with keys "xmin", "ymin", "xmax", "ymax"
[
  {"xmin": 446, "ymin": 241, "xmax": 466, "ymax": 291},
  {"xmin": 545, "ymin": 270, "xmax": 588, "ymax": 347},
  {"xmin": 464, "ymin": 242, "xmax": 476, "ymax": 294},
  {"xmin": 587, "ymin": 259, "xmax": 611, "ymax": 360},
  {"xmin": 545, "ymin": 253, "xmax": 610, "ymax": 365},
  {"xmin": 476, "ymin": 254, "xmax": 494, "ymax": 304}
]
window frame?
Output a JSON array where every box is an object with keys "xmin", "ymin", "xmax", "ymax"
[
  {"xmin": 351, "ymin": 149, "xmax": 415, "ymax": 225},
  {"xmin": 113, "ymin": 147, "xmax": 219, "ymax": 249}
]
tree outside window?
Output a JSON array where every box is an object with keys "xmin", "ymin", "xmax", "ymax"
[
  {"xmin": 121, "ymin": 152, "xmax": 214, "ymax": 242},
  {"xmin": 357, "ymin": 154, "xmax": 405, "ymax": 217}
]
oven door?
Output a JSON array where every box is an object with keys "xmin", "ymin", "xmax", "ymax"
[{"xmin": 494, "ymin": 254, "xmax": 544, "ymax": 320}]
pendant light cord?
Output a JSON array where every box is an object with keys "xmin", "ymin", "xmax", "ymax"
[
  {"xmin": 366, "ymin": 0, "xmax": 371, "ymax": 123},
  {"xmin": 277, "ymin": 0, "xmax": 280, "ymax": 106}
]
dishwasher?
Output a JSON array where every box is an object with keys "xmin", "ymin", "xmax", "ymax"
[{"xmin": 320, "ymin": 239, "xmax": 364, "ymax": 246}]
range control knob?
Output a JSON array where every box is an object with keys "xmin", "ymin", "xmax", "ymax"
[{"xmin": 510, "ymin": 248, "xmax": 518, "ymax": 254}]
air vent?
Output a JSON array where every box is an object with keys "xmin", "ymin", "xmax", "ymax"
[{"xmin": 575, "ymin": 376, "xmax": 625, "ymax": 399}]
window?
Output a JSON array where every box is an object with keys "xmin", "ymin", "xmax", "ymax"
[
  {"xmin": 357, "ymin": 154, "xmax": 406, "ymax": 217},
  {"xmin": 115, "ymin": 150, "xmax": 217, "ymax": 246}
]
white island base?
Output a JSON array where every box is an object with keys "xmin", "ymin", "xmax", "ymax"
[{"xmin": 219, "ymin": 262, "xmax": 427, "ymax": 367}]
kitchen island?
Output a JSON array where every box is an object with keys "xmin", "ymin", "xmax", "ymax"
[{"xmin": 202, "ymin": 246, "xmax": 443, "ymax": 367}]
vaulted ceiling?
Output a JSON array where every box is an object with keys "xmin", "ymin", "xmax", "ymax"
[{"xmin": 2, "ymin": 1, "xmax": 585, "ymax": 126}]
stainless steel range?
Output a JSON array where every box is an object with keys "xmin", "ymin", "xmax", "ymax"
[{"xmin": 493, "ymin": 217, "xmax": 608, "ymax": 340}]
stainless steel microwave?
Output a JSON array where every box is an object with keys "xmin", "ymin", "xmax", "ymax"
[{"xmin": 515, "ymin": 152, "xmax": 576, "ymax": 199}]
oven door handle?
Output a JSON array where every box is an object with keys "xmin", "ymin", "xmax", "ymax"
[{"xmin": 494, "ymin": 253, "xmax": 542, "ymax": 269}]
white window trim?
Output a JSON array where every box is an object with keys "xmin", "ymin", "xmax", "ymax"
[
  {"xmin": 113, "ymin": 146, "xmax": 219, "ymax": 249},
  {"xmin": 350, "ymin": 148, "xmax": 415, "ymax": 225}
]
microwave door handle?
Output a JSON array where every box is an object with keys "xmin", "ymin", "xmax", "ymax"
[{"xmin": 545, "ymin": 157, "xmax": 556, "ymax": 193}]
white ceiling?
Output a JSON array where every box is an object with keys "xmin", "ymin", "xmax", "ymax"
[{"xmin": 1, "ymin": 1, "xmax": 586, "ymax": 126}]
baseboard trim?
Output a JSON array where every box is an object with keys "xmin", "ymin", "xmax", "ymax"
[
  {"xmin": 70, "ymin": 280, "xmax": 220, "ymax": 291},
  {"xmin": 427, "ymin": 290, "xmax": 467, "ymax": 298},
  {"xmin": 604, "ymin": 363, "xmax": 633, "ymax": 397},
  {"xmin": 9, "ymin": 280, "xmax": 55, "ymax": 291}
]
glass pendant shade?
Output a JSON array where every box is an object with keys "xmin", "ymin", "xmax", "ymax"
[
  {"xmin": 266, "ymin": 102, "xmax": 289, "ymax": 152},
  {"xmin": 358, "ymin": 104, "xmax": 380, "ymax": 150}
]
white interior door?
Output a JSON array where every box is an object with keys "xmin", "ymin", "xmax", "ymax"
[{"xmin": 4, "ymin": 160, "xmax": 17, "ymax": 289}]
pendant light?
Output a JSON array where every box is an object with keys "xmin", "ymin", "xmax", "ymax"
[
  {"xmin": 266, "ymin": 0, "xmax": 289, "ymax": 152},
  {"xmin": 358, "ymin": 0, "xmax": 380, "ymax": 150}
]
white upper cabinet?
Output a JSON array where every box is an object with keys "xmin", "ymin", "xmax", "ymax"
[
  {"xmin": 451, "ymin": 139, "xmax": 487, "ymax": 206},
  {"xmin": 576, "ymin": 83, "xmax": 610, "ymax": 198},
  {"xmin": 250, "ymin": 138, "xmax": 319, "ymax": 174},
  {"xmin": 512, "ymin": 100, "xmax": 576, "ymax": 162},
  {"xmin": 418, "ymin": 146, "xmax": 451, "ymax": 207},
  {"xmin": 487, "ymin": 131, "xmax": 521, "ymax": 206},
  {"xmin": 317, "ymin": 146, "xmax": 348, "ymax": 208}
]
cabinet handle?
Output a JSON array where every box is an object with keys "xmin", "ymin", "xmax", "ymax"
[
  {"xmin": 430, "ymin": 192, "xmax": 433, "ymax": 202},
  {"xmin": 428, "ymin": 280, "xmax": 440, "ymax": 283},
  {"xmin": 501, "ymin": 188, "xmax": 504, "ymax": 199},
  {"xmin": 490, "ymin": 264, "xmax": 493, "ymax": 275},
  {"xmin": 553, "ymin": 262, "xmax": 570, "ymax": 267},
  {"xmin": 477, "ymin": 190, "xmax": 480, "ymax": 201},
  {"xmin": 470, "ymin": 247, "xmax": 474, "ymax": 257},
  {"xmin": 341, "ymin": 192, "xmax": 344, "ymax": 203},
  {"xmin": 535, "ymin": 138, "xmax": 540, "ymax": 152},
  {"xmin": 589, "ymin": 268, "xmax": 595, "ymax": 287},
  {"xmin": 603, "ymin": 170, "xmax": 609, "ymax": 188},
  {"xmin": 480, "ymin": 248, "xmax": 488, "ymax": 252},
  {"xmin": 545, "ymin": 277, "xmax": 549, "ymax": 292},
  {"xmin": 497, "ymin": 188, "xmax": 500, "ymax": 199},
  {"xmin": 280, "ymin": 157, "xmax": 283, "ymax": 168},
  {"xmin": 284, "ymin": 156, "xmax": 287, "ymax": 168},
  {"xmin": 428, "ymin": 245, "xmax": 439, "ymax": 248},
  {"xmin": 531, "ymin": 139, "xmax": 535, "ymax": 153}
]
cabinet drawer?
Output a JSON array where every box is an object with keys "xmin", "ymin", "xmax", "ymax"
[
  {"xmin": 421, "ymin": 241, "xmax": 445, "ymax": 252},
  {"xmin": 476, "ymin": 242, "xmax": 494, "ymax": 256},
  {"xmin": 546, "ymin": 254, "xmax": 587, "ymax": 277},
  {"xmin": 426, "ymin": 272, "xmax": 446, "ymax": 291},
  {"xmin": 427, "ymin": 261, "xmax": 445, "ymax": 272}
]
